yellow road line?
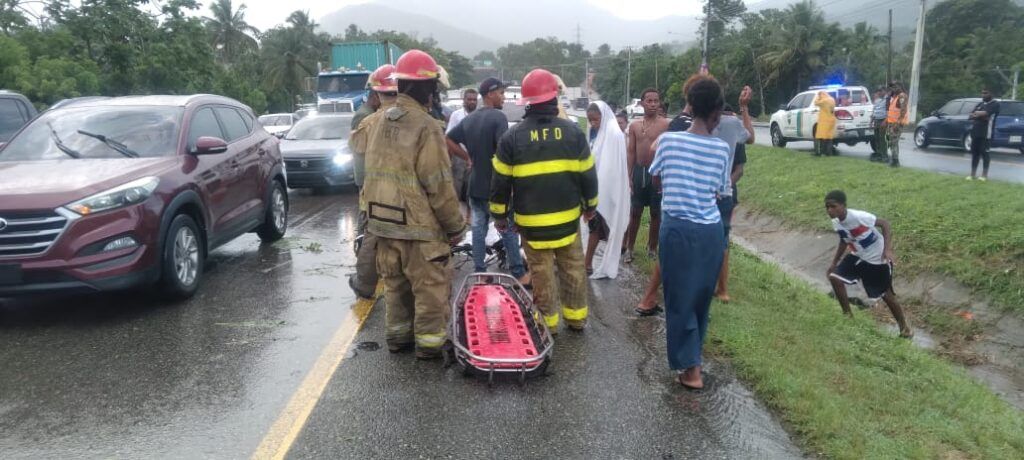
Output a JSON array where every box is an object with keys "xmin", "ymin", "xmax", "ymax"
[{"xmin": 251, "ymin": 295, "xmax": 377, "ymax": 460}]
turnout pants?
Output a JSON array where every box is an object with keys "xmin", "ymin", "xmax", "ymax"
[
  {"xmin": 376, "ymin": 238, "xmax": 452, "ymax": 354},
  {"xmin": 523, "ymin": 235, "xmax": 589, "ymax": 330},
  {"xmin": 350, "ymin": 211, "xmax": 379, "ymax": 298}
]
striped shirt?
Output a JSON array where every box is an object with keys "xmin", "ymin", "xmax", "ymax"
[{"xmin": 649, "ymin": 131, "xmax": 730, "ymax": 224}]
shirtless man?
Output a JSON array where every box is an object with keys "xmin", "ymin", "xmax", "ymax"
[{"xmin": 624, "ymin": 88, "xmax": 670, "ymax": 262}]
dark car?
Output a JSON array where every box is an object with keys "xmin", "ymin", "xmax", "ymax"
[
  {"xmin": 915, "ymin": 98, "xmax": 1024, "ymax": 154},
  {"xmin": 280, "ymin": 113, "xmax": 355, "ymax": 191},
  {"xmin": 0, "ymin": 91, "xmax": 38, "ymax": 143},
  {"xmin": 0, "ymin": 95, "xmax": 289, "ymax": 299}
]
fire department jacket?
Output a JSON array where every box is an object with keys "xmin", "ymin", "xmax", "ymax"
[
  {"xmin": 489, "ymin": 110, "xmax": 598, "ymax": 249},
  {"xmin": 362, "ymin": 94, "xmax": 466, "ymax": 242}
]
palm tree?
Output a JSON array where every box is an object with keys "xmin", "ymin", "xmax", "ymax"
[
  {"xmin": 205, "ymin": 0, "xmax": 260, "ymax": 65},
  {"xmin": 758, "ymin": 0, "xmax": 828, "ymax": 95}
]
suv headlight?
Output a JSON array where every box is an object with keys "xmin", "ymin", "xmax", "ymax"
[
  {"xmin": 333, "ymin": 151, "xmax": 352, "ymax": 166},
  {"xmin": 65, "ymin": 176, "xmax": 160, "ymax": 216}
]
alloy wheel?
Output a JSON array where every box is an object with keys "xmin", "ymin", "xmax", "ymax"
[{"xmin": 173, "ymin": 226, "xmax": 199, "ymax": 286}]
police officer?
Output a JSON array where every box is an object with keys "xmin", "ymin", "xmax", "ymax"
[
  {"xmin": 886, "ymin": 81, "xmax": 909, "ymax": 168},
  {"xmin": 490, "ymin": 68, "xmax": 598, "ymax": 333},
  {"xmin": 348, "ymin": 64, "xmax": 399, "ymax": 300},
  {"xmin": 362, "ymin": 50, "xmax": 466, "ymax": 359}
]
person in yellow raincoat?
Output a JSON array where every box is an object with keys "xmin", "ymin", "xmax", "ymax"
[{"xmin": 813, "ymin": 91, "xmax": 837, "ymax": 156}]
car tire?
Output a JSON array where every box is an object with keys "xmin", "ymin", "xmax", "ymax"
[
  {"xmin": 159, "ymin": 214, "xmax": 203, "ymax": 300},
  {"xmin": 257, "ymin": 180, "xmax": 288, "ymax": 242},
  {"xmin": 770, "ymin": 124, "xmax": 787, "ymax": 148},
  {"xmin": 914, "ymin": 127, "xmax": 930, "ymax": 148}
]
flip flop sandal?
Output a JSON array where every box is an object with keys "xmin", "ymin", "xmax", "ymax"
[{"xmin": 635, "ymin": 304, "xmax": 663, "ymax": 316}]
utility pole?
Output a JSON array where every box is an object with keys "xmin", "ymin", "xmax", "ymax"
[
  {"xmin": 575, "ymin": 23, "xmax": 582, "ymax": 48},
  {"xmin": 655, "ymin": 55, "xmax": 659, "ymax": 92},
  {"xmin": 584, "ymin": 59, "xmax": 590, "ymax": 99},
  {"xmin": 700, "ymin": 0, "xmax": 711, "ymax": 74},
  {"xmin": 626, "ymin": 46, "xmax": 632, "ymax": 107},
  {"xmin": 887, "ymin": 9, "xmax": 893, "ymax": 84},
  {"xmin": 752, "ymin": 49, "xmax": 766, "ymax": 115},
  {"xmin": 1013, "ymin": 68, "xmax": 1020, "ymax": 100},
  {"xmin": 907, "ymin": 0, "xmax": 926, "ymax": 123}
]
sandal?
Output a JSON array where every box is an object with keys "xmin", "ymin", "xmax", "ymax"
[{"xmin": 635, "ymin": 304, "xmax": 663, "ymax": 316}]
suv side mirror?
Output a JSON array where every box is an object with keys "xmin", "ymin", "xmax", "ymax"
[{"xmin": 192, "ymin": 136, "xmax": 228, "ymax": 154}]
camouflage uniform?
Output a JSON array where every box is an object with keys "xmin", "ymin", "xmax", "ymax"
[{"xmin": 362, "ymin": 94, "xmax": 466, "ymax": 357}]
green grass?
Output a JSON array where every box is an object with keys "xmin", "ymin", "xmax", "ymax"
[
  {"xmin": 741, "ymin": 145, "xmax": 1024, "ymax": 313},
  {"xmin": 708, "ymin": 250, "xmax": 1024, "ymax": 459}
]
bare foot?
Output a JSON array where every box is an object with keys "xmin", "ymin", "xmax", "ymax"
[
  {"xmin": 899, "ymin": 329, "xmax": 914, "ymax": 339},
  {"xmin": 714, "ymin": 292, "xmax": 731, "ymax": 303},
  {"xmin": 678, "ymin": 366, "xmax": 703, "ymax": 390}
]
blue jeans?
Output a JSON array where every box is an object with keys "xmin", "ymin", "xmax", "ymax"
[
  {"xmin": 659, "ymin": 214, "xmax": 725, "ymax": 370},
  {"xmin": 470, "ymin": 198, "xmax": 525, "ymax": 278}
]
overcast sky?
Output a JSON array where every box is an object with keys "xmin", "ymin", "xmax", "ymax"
[{"xmin": 237, "ymin": 0, "xmax": 712, "ymax": 31}]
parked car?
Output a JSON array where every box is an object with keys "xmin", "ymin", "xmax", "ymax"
[
  {"xmin": 914, "ymin": 98, "xmax": 1024, "ymax": 154},
  {"xmin": 48, "ymin": 96, "xmax": 111, "ymax": 111},
  {"xmin": 770, "ymin": 85, "xmax": 875, "ymax": 148},
  {"xmin": 627, "ymin": 98, "xmax": 644, "ymax": 118},
  {"xmin": 280, "ymin": 113, "xmax": 356, "ymax": 191},
  {"xmin": 0, "ymin": 95, "xmax": 288, "ymax": 299},
  {"xmin": 0, "ymin": 90, "xmax": 38, "ymax": 143},
  {"xmin": 258, "ymin": 113, "xmax": 296, "ymax": 137}
]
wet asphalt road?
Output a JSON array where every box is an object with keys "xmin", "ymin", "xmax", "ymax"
[
  {"xmin": 0, "ymin": 191, "xmax": 800, "ymax": 459},
  {"xmin": 751, "ymin": 126, "xmax": 1024, "ymax": 183}
]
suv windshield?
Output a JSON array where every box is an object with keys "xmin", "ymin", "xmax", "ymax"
[
  {"xmin": 285, "ymin": 116, "xmax": 351, "ymax": 140},
  {"xmin": 1000, "ymin": 101, "xmax": 1024, "ymax": 116},
  {"xmin": 0, "ymin": 106, "xmax": 183, "ymax": 161}
]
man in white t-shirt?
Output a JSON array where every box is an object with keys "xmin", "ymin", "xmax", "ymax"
[
  {"xmin": 824, "ymin": 190, "xmax": 912, "ymax": 338},
  {"xmin": 446, "ymin": 88, "xmax": 479, "ymax": 208}
]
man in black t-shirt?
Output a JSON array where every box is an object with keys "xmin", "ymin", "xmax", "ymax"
[
  {"xmin": 446, "ymin": 78, "xmax": 527, "ymax": 281},
  {"xmin": 968, "ymin": 89, "xmax": 1000, "ymax": 181}
]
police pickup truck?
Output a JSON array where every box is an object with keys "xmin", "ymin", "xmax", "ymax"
[{"xmin": 770, "ymin": 85, "xmax": 875, "ymax": 148}]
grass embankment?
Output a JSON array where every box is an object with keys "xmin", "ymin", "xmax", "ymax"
[
  {"xmin": 709, "ymin": 250, "xmax": 1024, "ymax": 459},
  {"xmin": 741, "ymin": 145, "xmax": 1024, "ymax": 313}
]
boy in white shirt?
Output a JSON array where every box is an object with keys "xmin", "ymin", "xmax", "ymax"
[{"xmin": 824, "ymin": 190, "xmax": 912, "ymax": 338}]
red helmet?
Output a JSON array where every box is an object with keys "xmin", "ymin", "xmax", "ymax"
[
  {"xmin": 368, "ymin": 64, "xmax": 397, "ymax": 92},
  {"xmin": 391, "ymin": 50, "xmax": 439, "ymax": 81},
  {"xmin": 518, "ymin": 68, "xmax": 560, "ymax": 106}
]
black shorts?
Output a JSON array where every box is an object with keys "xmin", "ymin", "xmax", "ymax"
[
  {"xmin": 631, "ymin": 166, "xmax": 661, "ymax": 211},
  {"xmin": 587, "ymin": 212, "xmax": 610, "ymax": 241},
  {"xmin": 717, "ymin": 195, "xmax": 734, "ymax": 242},
  {"xmin": 829, "ymin": 254, "xmax": 893, "ymax": 300}
]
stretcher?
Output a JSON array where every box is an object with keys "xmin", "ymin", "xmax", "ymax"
[{"xmin": 447, "ymin": 273, "xmax": 553, "ymax": 385}]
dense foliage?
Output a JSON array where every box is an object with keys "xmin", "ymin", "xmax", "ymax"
[{"xmin": 0, "ymin": 0, "xmax": 474, "ymax": 113}]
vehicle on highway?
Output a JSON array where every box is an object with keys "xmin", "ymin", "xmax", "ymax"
[
  {"xmin": 0, "ymin": 95, "xmax": 288, "ymax": 299},
  {"xmin": 258, "ymin": 113, "xmax": 296, "ymax": 137},
  {"xmin": 0, "ymin": 90, "xmax": 37, "ymax": 143},
  {"xmin": 914, "ymin": 98, "xmax": 1024, "ymax": 154},
  {"xmin": 627, "ymin": 98, "xmax": 644, "ymax": 118},
  {"xmin": 770, "ymin": 85, "xmax": 875, "ymax": 148},
  {"xmin": 279, "ymin": 113, "xmax": 355, "ymax": 191}
]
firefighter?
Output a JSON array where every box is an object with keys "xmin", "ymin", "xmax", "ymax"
[
  {"xmin": 348, "ymin": 64, "xmax": 399, "ymax": 300},
  {"xmin": 886, "ymin": 81, "xmax": 909, "ymax": 168},
  {"xmin": 362, "ymin": 50, "xmax": 466, "ymax": 359},
  {"xmin": 490, "ymin": 68, "xmax": 598, "ymax": 333}
]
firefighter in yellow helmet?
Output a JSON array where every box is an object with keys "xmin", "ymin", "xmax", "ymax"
[
  {"xmin": 490, "ymin": 68, "xmax": 598, "ymax": 333},
  {"xmin": 362, "ymin": 50, "xmax": 466, "ymax": 359}
]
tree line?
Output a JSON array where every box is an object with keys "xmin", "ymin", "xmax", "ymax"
[{"xmin": 0, "ymin": 0, "xmax": 475, "ymax": 114}]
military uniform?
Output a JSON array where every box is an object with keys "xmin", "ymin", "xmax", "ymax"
[
  {"xmin": 886, "ymin": 92, "xmax": 909, "ymax": 166},
  {"xmin": 363, "ymin": 94, "xmax": 466, "ymax": 356},
  {"xmin": 490, "ymin": 105, "xmax": 598, "ymax": 331}
]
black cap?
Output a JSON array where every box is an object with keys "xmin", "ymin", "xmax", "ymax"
[{"xmin": 479, "ymin": 77, "xmax": 506, "ymax": 95}]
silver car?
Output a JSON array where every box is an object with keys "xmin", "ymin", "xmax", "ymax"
[{"xmin": 280, "ymin": 114, "xmax": 355, "ymax": 191}]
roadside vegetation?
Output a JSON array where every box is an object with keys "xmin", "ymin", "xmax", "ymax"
[
  {"xmin": 708, "ymin": 250, "xmax": 1024, "ymax": 459},
  {"xmin": 741, "ymin": 145, "xmax": 1024, "ymax": 314}
]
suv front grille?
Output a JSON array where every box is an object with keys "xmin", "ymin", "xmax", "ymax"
[
  {"xmin": 0, "ymin": 210, "xmax": 70, "ymax": 257},
  {"xmin": 317, "ymin": 102, "xmax": 354, "ymax": 113},
  {"xmin": 285, "ymin": 158, "xmax": 330, "ymax": 171}
]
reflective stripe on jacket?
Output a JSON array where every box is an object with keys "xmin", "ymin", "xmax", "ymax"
[
  {"xmin": 887, "ymin": 93, "xmax": 909, "ymax": 125},
  {"xmin": 490, "ymin": 114, "xmax": 598, "ymax": 249}
]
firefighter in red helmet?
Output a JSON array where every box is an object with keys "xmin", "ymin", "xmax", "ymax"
[
  {"xmin": 348, "ymin": 64, "xmax": 400, "ymax": 301},
  {"xmin": 361, "ymin": 50, "xmax": 466, "ymax": 359},
  {"xmin": 491, "ymin": 68, "xmax": 598, "ymax": 332}
]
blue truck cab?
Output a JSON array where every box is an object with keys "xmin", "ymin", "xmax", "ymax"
[{"xmin": 316, "ymin": 70, "xmax": 372, "ymax": 113}]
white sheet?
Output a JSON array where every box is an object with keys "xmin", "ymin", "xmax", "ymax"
[{"xmin": 580, "ymin": 101, "xmax": 631, "ymax": 279}]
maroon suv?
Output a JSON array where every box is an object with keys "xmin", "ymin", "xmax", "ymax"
[{"xmin": 0, "ymin": 95, "xmax": 288, "ymax": 299}]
